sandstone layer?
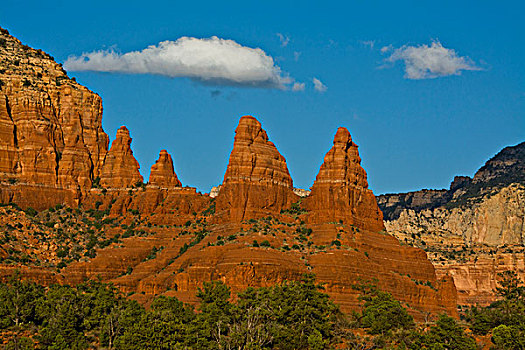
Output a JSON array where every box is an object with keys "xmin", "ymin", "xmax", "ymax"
[
  {"xmin": 0, "ymin": 27, "xmax": 109, "ymax": 209},
  {"xmin": 305, "ymin": 127, "xmax": 384, "ymax": 232},
  {"xmin": 99, "ymin": 126, "xmax": 143, "ymax": 188},
  {"xmin": 215, "ymin": 116, "xmax": 298, "ymax": 221},
  {"xmin": 148, "ymin": 149, "xmax": 182, "ymax": 188}
]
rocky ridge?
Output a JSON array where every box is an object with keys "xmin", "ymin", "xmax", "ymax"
[
  {"xmin": 0, "ymin": 27, "xmax": 457, "ymax": 318},
  {"xmin": 378, "ymin": 142, "xmax": 525, "ymax": 221},
  {"xmin": 380, "ymin": 142, "xmax": 524, "ymax": 305}
]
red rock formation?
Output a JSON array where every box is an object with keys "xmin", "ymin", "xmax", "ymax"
[
  {"xmin": 99, "ymin": 126, "xmax": 143, "ymax": 188},
  {"xmin": 305, "ymin": 127, "xmax": 384, "ymax": 232},
  {"xmin": 0, "ymin": 27, "xmax": 108, "ymax": 208},
  {"xmin": 0, "ymin": 29, "xmax": 460, "ymax": 320},
  {"xmin": 215, "ymin": 116, "xmax": 298, "ymax": 221},
  {"xmin": 148, "ymin": 149, "xmax": 182, "ymax": 187}
]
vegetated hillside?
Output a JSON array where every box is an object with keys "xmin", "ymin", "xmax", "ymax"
[
  {"xmin": 378, "ymin": 142, "xmax": 525, "ymax": 306},
  {"xmin": 5, "ymin": 271, "xmax": 522, "ymax": 349},
  {"xmin": 0, "ymin": 27, "xmax": 457, "ymax": 320}
]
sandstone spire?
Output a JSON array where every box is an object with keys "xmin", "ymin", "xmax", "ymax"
[
  {"xmin": 215, "ymin": 115, "xmax": 297, "ymax": 221},
  {"xmin": 306, "ymin": 127, "xmax": 384, "ymax": 231},
  {"xmin": 99, "ymin": 126, "xmax": 143, "ymax": 188},
  {"xmin": 148, "ymin": 149, "xmax": 182, "ymax": 187}
]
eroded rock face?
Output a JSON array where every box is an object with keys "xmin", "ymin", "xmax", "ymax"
[
  {"xmin": 385, "ymin": 183, "xmax": 525, "ymax": 305},
  {"xmin": 378, "ymin": 141, "xmax": 525, "ymax": 221},
  {"xmin": 0, "ymin": 27, "xmax": 109, "ymax": 208},
  {"xmin": 148, "ymin": 150, "xmax": 182, "ymax": 188},
  {"xmin": 99, "ymin": 126, "xmax": 143, "ymax": 188},
  {"xmin": 215, "ymin": 116, "xmax": 298, "ymax": 221},
  {"xmin": 306, "ymin": 127, "xmax": 384, "ymax": 232}
]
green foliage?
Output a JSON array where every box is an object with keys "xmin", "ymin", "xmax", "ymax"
[
  {"xmin": 190, "ymin": 275, "xmax": 338, "ymax": 350},
  {"xmin": 410, "ymin": 314, "xmax": 477, "ymax": 350},
  {"xmin": 2, "ymin": 269, "xmax": 522, "ymax": 349},
  {"xmin": 24, "ymin": 207, "xmax": 38, "ymax": 217},
  {"xmin": 202, "ymin": 200, "xmax": 216, "ymax": 216},
  {"xmin": 354, "ymin": 282, "xmax": 415, "ymax": 335},
  {"xmin": 114, "ymin": 296, "xmax": 193, "ymax": 349},
  {"xmin": 331, "ymin": 239, "xmax": 341, "ymax": 247},
  {"xmin": 5, "ymin": 336, "xmax": 35, "ymax": 350},
  {"xmin": 260, "ymin": 240, "xmax": 271, "ymax": 247},
  {"xmin": 281, "ymin": 200, "xmax": 307, "ymax": 217},
  {"xmin": 0, "ymin": 273, "xmax": 45, "ymax": 328},
  {"xmin": 465, "ymin": 271, "xmax": 525, "ymax": 348},
  {"xmin": 492, "ymin": 324, "xmax": 525, "ymax": 350}
]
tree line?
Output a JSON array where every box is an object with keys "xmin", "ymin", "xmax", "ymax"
[{"xmin": 0, "ymin": 272, "xmax": 523, "ymax": 349}]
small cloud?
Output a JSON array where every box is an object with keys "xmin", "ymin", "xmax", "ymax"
[
  {"xmin": 210, "ymin": 90, "xmax": 222, "ymax": 98},
  {"xmin": 312, "ymin": 78, "xmax": 327, "ymax": 92},
  {"xmin": 293, "ymin": 51, "xmax": 301, "ymax": 61},
  {"xmin": 380, "ymin": 45, "xmax": 392, "ymax": 53},
  {"xmin": 64, "ymin": 36, "xmax": 295, "ymax": 89},
  {"xmin": 385, "ymin": 40, "xmax": 480, "ymax": 79},
  {"xmin": 276, "ymin": 33, "xmax": 290, "ymax": 47},
  {"xmin": 362, "ymin": 40, "xmax": 375, "ymax": 49},
  {"xmin": 292, "ymin": 82, "xmax": 305, "ymax": 91}
]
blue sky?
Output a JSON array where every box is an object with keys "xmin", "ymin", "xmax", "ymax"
[{"xmin": 2, "ymin": 0, "xmax": 524, "ymax": 194}]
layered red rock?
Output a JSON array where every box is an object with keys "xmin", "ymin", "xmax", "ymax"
[
  {"xmin": 305, "ymin": 127, "xmax": 384, "ymax": 232},
  {"xmin": 99, "ymin": 126, "xmax": 143, "ymax": 188},
  {"xmin": 215, "ymin": 116, "xmax": 298, "ymax": 221},
  {"xmin": 0, "ymin": 27, "xmax": 109, "ymax": 208},
  {"xmin": 148, "ymin": 149, "xmax": 182, "ymax": 187}
]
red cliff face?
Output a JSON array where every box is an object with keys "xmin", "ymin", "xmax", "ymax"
[
  {"xmin": 99, "ymin": 126, "xmax": 143, "ymax": 188},
  {"xmin": 0, "ymin": 28, "xmax": 109, "ymax": 208},
  {"xmin": 148, "ymin": 149, "xmax": 182, "ymax": 188},
  {"xmin": 215, "ymin": 116, "xmax": 298, "ymax": 221},
  {"xmin": 305, "ymin": 127, "xmax": 384, "ymax": 232}
]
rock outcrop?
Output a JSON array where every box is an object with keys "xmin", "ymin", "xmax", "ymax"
[
  {"xmin": 378, "ymin": 141, "xmax": 525, "ymax": 221},
  {"xmin": 148, "ymin": 149, "xmax": 181, "ymax": 188},
  {"xmin": 381, "ymin": 141, "xmax": 525, "ymax": 306},
  {"xmin": 385, "ymin": 183, "xmax": 525, "ymax": 305},
  {"xmin": 215, "ymin": 116, "xmax": 298, "ymax": 221},
  {"xmin": 387, "ymin": 184, "xmax": 524, "ymax": 246},
  {"xmin": 0, "ymin": 27, "xmax": 109, "ymax": 209},
  {"xmin": 99, "ymin": 126, "xmax": 143, "ymax": 188},
  {"xmin": 306, "ymin": 127, "xmax": 384, "ymax": 232}
]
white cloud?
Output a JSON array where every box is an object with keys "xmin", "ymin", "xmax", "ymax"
[
  {"xmin": 292, "ymin": 82, "xmax": 305, "ymax": 91},
  {"xmin": 385, "ymin": 41, "xmax": 480, "ymax": 79},
  {"xmin": 380, "ymin": 45, "xmax": 392, "ymax": 53},
  {"xmin": 276, "ymin": 33, "xmax": 290, "ymax": 47},
  {"xmin": 312, "ymin": 77, "xmax": 327, "ymax": 92},
  {"xmin": 64, "ymin": 37, "xmax": 294, "ymax": 89},
  {"xmin": 293, "ymin": 51, "xmax": 301, "ymax": 61}
]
